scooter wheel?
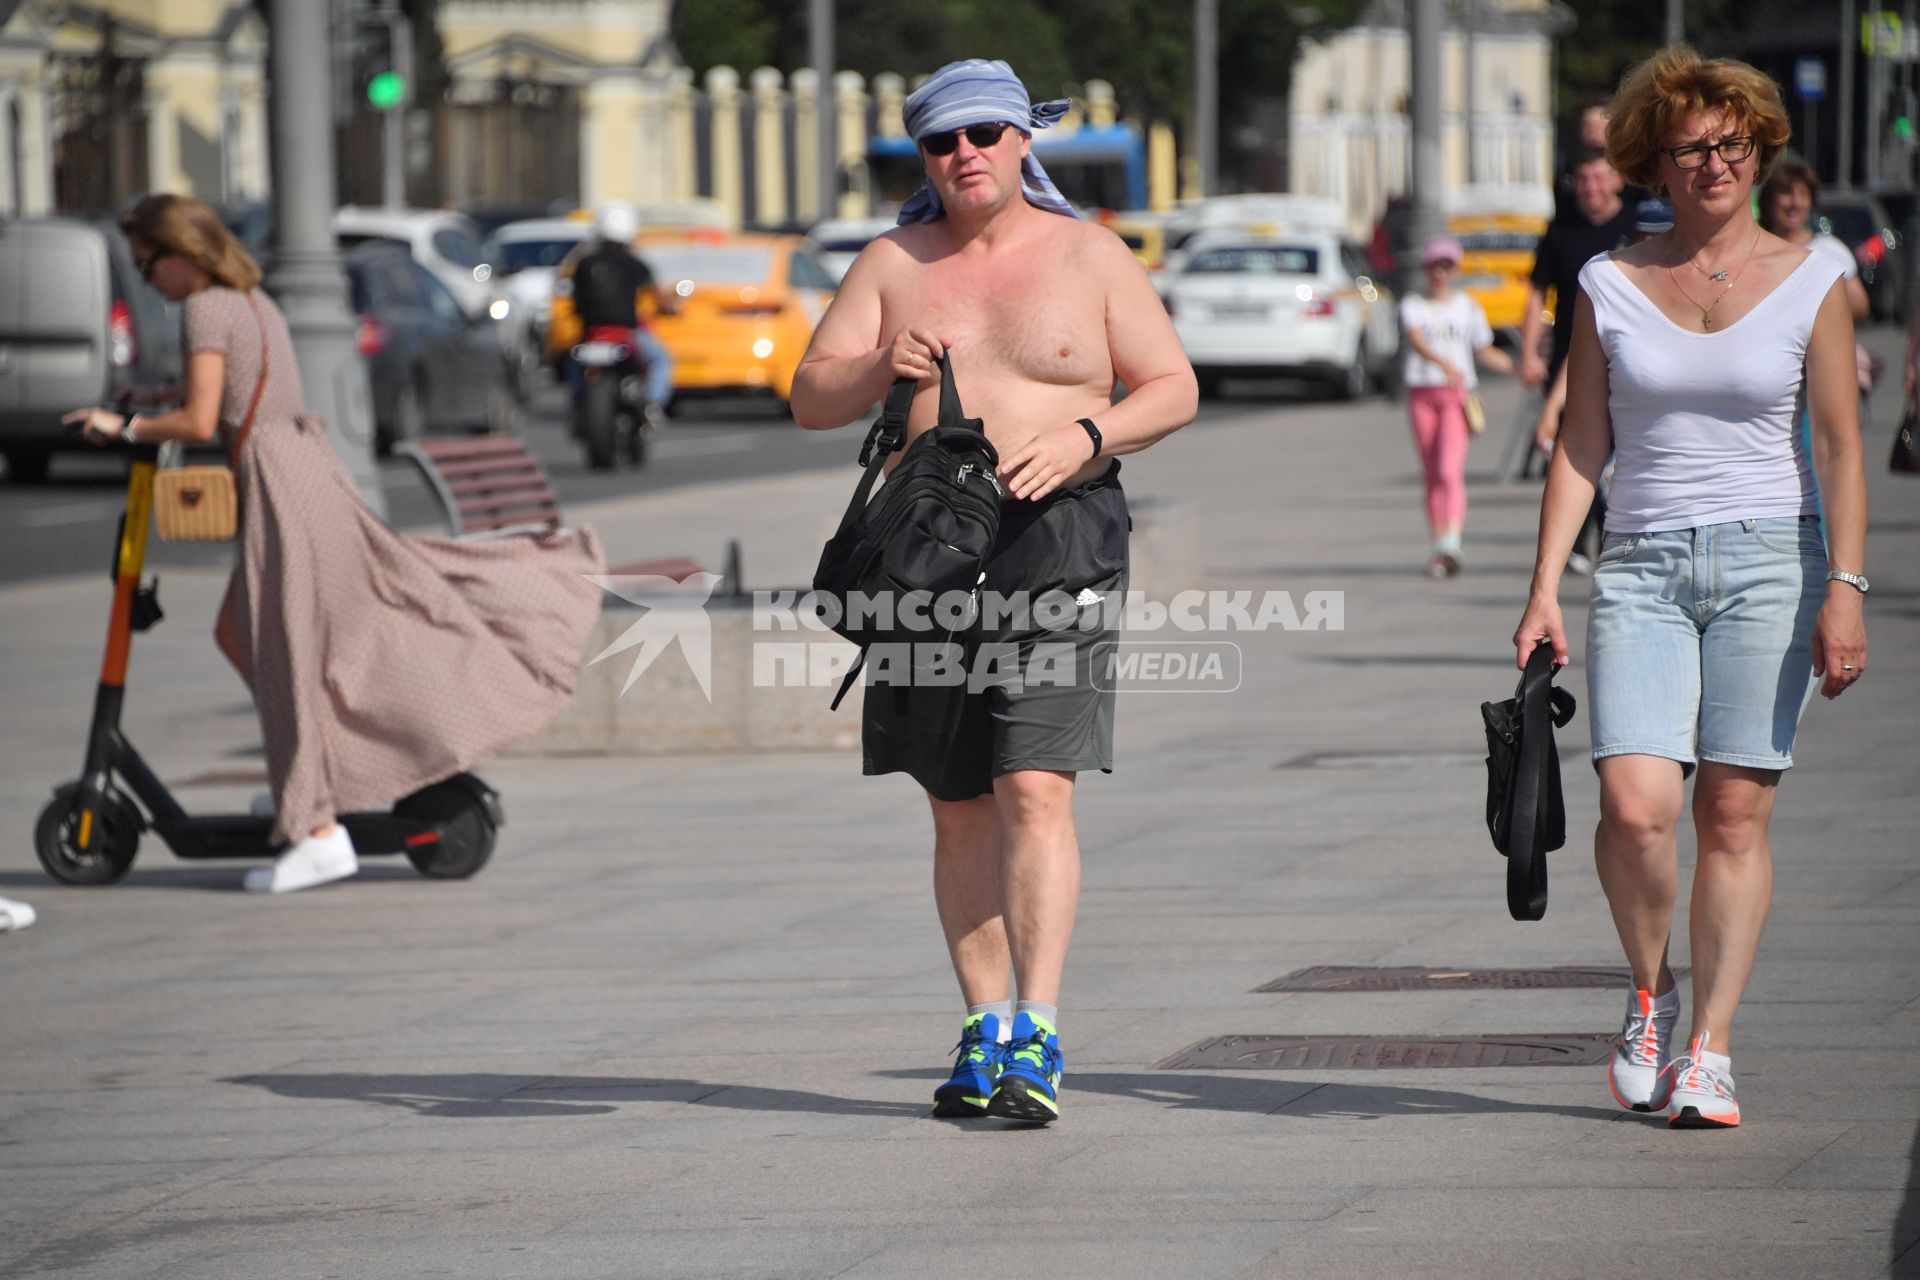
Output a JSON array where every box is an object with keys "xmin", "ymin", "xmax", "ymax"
[
  {"xmin": 35, "ymin": 783, "xmax": 142, "ymax": 885},
  {"xmin": 395, "ymin": 779, "xmax": 497, "ymax": 880}
]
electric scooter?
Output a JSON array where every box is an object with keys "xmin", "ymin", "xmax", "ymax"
[{"xmin": 33, "ymin": 437, "xmax": 503, "ymax": 886}]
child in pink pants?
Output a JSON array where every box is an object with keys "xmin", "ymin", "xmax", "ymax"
[{"xmin": 1398, "ymin": 236, "xmax": 1511, "ymax": 576}]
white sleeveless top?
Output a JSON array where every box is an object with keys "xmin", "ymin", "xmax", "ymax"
[{"xmin": 1578, "ymin": 249, "xmax": 1845, "ymax": 533}]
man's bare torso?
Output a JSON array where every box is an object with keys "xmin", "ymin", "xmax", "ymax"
[{"xmin": 875, "ymin": 215, "xmax": 1117, "ymax": 491}]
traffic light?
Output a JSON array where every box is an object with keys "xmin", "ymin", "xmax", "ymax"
[
  {"xmin": 1897, "ymin": 116, "xmax": 1915, "ymax": 143},
  {"xmin": 354, "ymin": 8, "xmax": 412, "ymax": 113},
  {"xmin": 367, "ymin": 69, "xmax": 406, "ymax": 110}
]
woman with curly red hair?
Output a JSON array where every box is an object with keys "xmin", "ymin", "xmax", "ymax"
[{"xmin": 1511, "ymin": 48, "xmax": 1868, "ymax": 1128}]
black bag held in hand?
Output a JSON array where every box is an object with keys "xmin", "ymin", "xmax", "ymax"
[
  {"xmin": 1481, "ymin": 640, "xmax": 1577, "ymax": 921},
  {"xmin": 813, "ymin": 353, "xmax": 1002, "ymax": 710},
  {"xmin": 1892, "ymin": 397, "xmax": 1920, "ymax": 475}
]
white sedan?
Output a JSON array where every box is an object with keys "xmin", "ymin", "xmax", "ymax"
[{"xmin": 1168, "ymin": 233, "xmax": 1399, "ymax": 400}]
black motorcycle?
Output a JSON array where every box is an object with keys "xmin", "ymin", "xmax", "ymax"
[{"xmin": 571, "ymin": 324, "xmax": 654, "ymax": 471}]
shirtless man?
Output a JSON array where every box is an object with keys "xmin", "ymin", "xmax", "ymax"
[{"xmin": 791, "ymin": 60, "xmax": 1196, "ymax": 1125}]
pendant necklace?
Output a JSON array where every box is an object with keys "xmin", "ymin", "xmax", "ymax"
[{"xmin": 1670, "ymin": 225, "xmax": 1760, "ymax": 330}]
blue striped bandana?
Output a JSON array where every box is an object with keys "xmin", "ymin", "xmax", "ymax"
[{"xmin": 897, "ymin": 59, "xmax": 1078, "ymax": 225}]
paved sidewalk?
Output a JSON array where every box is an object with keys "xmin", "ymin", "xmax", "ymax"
[{"xmin": 2, "ymin": 350, "xmax": 1916, "ymax": 1278}]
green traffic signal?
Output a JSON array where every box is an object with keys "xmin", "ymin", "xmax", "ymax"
[
  {"xmin": 367, "ymin": 70, "xmax": 406, "ymax": 110},
  {"xmin": 1898, "ymin": 116, "xmax": 1915, "ymax": 142}
]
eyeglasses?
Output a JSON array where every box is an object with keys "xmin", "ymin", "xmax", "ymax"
[
  {"xmin": 135, "ymin": 249, "xmax": 170, "ymax": 281},
  {"xmin": 1661, "ymin": 135, "xmax": 1756, "ymax": 170},
  {"xmin": 919, "ymin": 122, "xmax": 1015, "ymax": 157}
]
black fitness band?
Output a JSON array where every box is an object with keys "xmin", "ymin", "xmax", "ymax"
[{"xmin": 1076, "ymin": 417, "xmax": 1103, "ymax": 459}]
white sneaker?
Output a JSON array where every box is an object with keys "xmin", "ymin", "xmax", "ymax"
[
  {"xmin": 0, "ymin": 895, "xmax": 38, "ymax": 932},
  {"xmin": 1608, "ymin": 985, "xmax": 1680, "ymax": 1112},
  {"xmin": 248, "ymin": 791, "xmax": 276, "ymax": 819},
  {"xmin": 1668, "ymin": 1032, "xmax": 1740, "ymax": 1129},
  {"xmin": 244, "ymin": 826, "xmax": 359, "ymax": 894}
]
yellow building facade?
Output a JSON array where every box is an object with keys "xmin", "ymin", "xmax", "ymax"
[{"xmin": 1, "ymin": 0, "xmax": 269, "ymax": 216}]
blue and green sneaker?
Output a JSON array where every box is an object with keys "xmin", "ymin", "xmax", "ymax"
[
  {"xmin": 931, "ymin": 1012, "xmax": 1007, "ymax": 1118},
  {"xmin": 986, "ymin": 1011, "xmax": 1062, "ymax": 1124}
]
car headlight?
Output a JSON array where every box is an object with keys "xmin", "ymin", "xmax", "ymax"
[{"xmin": 488, "ymin": 298, "xmax": 511, "ymax": 321}]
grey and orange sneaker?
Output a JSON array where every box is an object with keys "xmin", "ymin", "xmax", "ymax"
[
  {"xmin": 1608, "ymin": 985, "xmax": 1679, "ymax": 1112},
  {"xmin": 1668, "ymin": 1033, "xmax": 1740, "ymax": 1129}
]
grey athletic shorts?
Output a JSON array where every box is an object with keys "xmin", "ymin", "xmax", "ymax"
[{"xmin": 862, "ymin": 461, "xmax": 1129, "ymax": 802}]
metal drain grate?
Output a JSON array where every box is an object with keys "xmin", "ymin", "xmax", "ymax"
[
  {"xmin": 1157, "ymin": 1033, "xmax": 1615, "ymax": 1071},
  {"xmin": 1254, "ymin": 966, "xmax": 1685, "ymax": 993}
]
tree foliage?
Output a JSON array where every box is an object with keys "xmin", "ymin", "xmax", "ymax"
[{"xmin": 670, "ymin": 0, "xmax": 1359, "ymax": 129}]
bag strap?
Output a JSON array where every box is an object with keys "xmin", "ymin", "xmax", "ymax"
[
  {"xmin": 1504, "ymin": 640, "xmax": 1557, "ymax": 921},
  {"xmin": 228, "ymin": 291, "xmax": 271, "ymax": 468},
  {"xmin": 829, "ymin": 647, "xmax": 867, "ymax": 711},
  {"xmin": 836, "ymin": 373, "xmax": 917, "ymax": 542}
]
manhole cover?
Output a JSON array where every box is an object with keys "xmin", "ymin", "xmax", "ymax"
[
  {"xmin": 1157, "ymin": 1033, "xmax": 1615, "ymax": 1071},
  {"xmin": 1254, "ymin": 966, "xmax": 1685, "ymax": 993}
]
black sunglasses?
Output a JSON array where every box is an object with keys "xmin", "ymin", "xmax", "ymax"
[
  {"xmin": 136, "ymin": 249, "xmax": 171, "ymax": 281},
  {"xmin": 920, "ymin": 121, "xmax": 1015, "ymax": 157}
]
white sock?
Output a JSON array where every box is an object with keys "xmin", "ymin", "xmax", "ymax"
[{"xmin": 967, "ymin": 1001, "xmax": 1013, "ymax": 1041}]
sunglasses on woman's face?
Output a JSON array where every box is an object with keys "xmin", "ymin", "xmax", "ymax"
[
  {"xmin": 920, "ymin": 121, "xmax": 1014, "ymax": 157},
  {"xmin": 136, "ymin": 249, "xmax": 171, "ymax": 281}
]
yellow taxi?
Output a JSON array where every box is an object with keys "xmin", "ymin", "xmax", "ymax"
[
  {"xmin": 1446, "ymin": 191, "xmax": 1552, "ymax": 333},
  {"xmin": 639, "ymin": 231, "xmax": 837, "ymax": 408},
  {"xmin": 1102, "ymin": 212, "xmax": 1167, "ymax": 271}
]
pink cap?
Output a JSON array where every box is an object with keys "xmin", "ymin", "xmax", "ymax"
[{"xmin": 1421, "ymin": 235, "xmax": 1464, "ymax": 266}]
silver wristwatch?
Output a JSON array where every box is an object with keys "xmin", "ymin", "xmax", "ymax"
[{"xmin": 1827, "ymin": 570, "xmax": 1870, "ymax": 594}]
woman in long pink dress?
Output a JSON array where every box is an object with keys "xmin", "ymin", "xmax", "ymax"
[{"xmin": 66, "ymin": 195, "xmax": 604, "ymax": 893}]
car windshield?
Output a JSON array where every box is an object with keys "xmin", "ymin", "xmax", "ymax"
[
  {"xmin": 490, "ymin": 238, "xmax": 581, "ymax": 274},
  {"xmin": 1186, "ymin": 245, "xmax": 1319, "ymax": 275},
  {"xmin": 642, "ymin": 246, "xmax": 772, "ymax": 285}
]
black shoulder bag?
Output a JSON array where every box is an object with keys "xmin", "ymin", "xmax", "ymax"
[
  {"xmin": 1481, "ymin": 640, "xmax": 1577, "ymax": 921},
  {"xmin": 812, "ymin": 353, "xmax": 1003, "ymax": 709}
]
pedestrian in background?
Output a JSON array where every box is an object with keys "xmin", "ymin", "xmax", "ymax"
[
  {"xmin": 1533, "ymin": 196, "xmax": 1676, "ymax": 455},
  {"xmin": 1758, "ymin": 157, "xmax": 1870, "ymax": 322},
  {"xmin": 1399, "ymin": 235, "xmax": 1512, "ymax": 576},
  {"xmin": 1521, "ymin": 147, "xmax": 1637, "ymax": 571},
  {"xmin": 1512, "ymin": 46, "xmax": 1868, "ymax": 1130},
  {"xmin": 65, "ymin": 195, "xmax": 606, "ymax": 894}
]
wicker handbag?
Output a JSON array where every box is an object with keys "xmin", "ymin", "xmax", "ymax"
[{"xmin": 153, "ymin": 295, "xmax": 268, "ymax": 542}]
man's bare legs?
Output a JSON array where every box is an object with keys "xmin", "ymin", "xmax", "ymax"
[
  {"xmin": 928, "ymin": 767, "xmax": 1080, "ymax": 1005},
  {"xmin": 992, "ymin": 769, "xmax": 1079, "ymax": 1006},
  {"xmin": 930, "ymin": 793, "xmax": 1009, "ymax": 1004}
]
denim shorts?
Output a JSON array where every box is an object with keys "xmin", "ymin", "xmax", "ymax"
[{"xmin": 1586, "ymin": 515, "xmax": 1827, "ymax": 774}]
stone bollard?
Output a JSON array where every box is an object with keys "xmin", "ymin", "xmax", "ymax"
[{"xmin": 513, "ymin": 498, "xmax": 1195, "ymax": 757}]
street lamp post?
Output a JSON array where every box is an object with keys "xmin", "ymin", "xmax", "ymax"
[
  {"xmin": 811, "ymin": 0, "xmax": 834, "ymax": 220},
  {"xmin": 265, "ymin": 0, "xmax": 383, "ymax": 517},
  {"xmin": 1407, "ymin": 0, "xmax": 1447, "ymax": 259},
  {"xmin": 1193, "ymin": 0, "xmax": 1218, "ymax": 198}
]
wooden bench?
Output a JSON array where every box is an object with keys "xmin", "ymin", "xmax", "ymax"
[{"xmin": 397, "ymin": 436, "xmax": 734, "ymax": 587}]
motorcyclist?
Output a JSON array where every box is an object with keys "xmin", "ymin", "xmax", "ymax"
[{"xmin": 551, "ymin": 203, "xmax": 676, "ymax": 433}]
